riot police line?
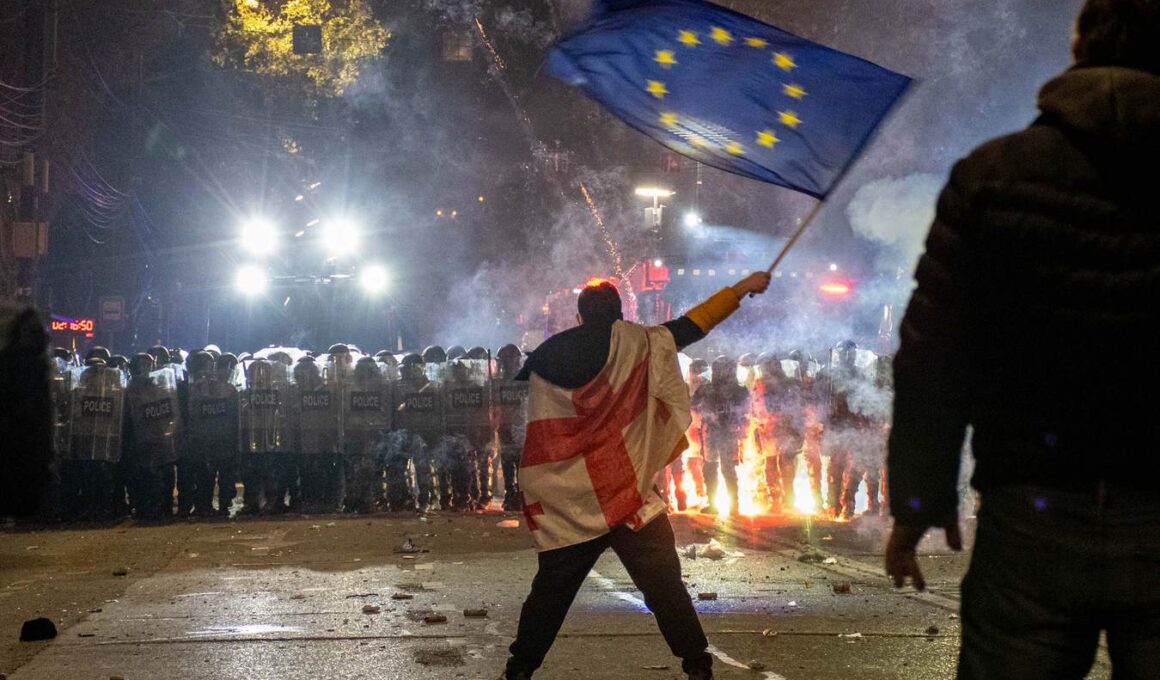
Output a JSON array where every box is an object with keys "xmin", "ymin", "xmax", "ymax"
[
  {"xmin": 47, "ymin": 337, "xmax": 892, "ymax": 522},
  {"xmin": 677, "ymin": 341, "xmax": 894, "ymax": 520},
  {"xmin": 48, "ymin": 342, "xmax": 529, "ymax": 520}
]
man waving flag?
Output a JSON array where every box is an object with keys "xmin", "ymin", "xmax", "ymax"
[{"xmin": 547, "ymin": 0, "xmax": 911, "ymax": 198}]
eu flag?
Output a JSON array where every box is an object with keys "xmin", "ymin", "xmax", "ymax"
[{"xmin": 547, "ymin": 0, "xmax": 911, "ymax": 198}]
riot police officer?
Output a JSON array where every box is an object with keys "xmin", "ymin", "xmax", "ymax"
[
  {"xmin": 692, "ymin": 356, "xmax": 749, "ymax": 516},
  {"xmin": 241, "ymin": 357, "xmax": 292, "ymax": 514},
  {"xmin": 343, "ymin": 356, "xmax": 390, "ymax": 513},
  {"xmin": 442, "ymin": 355, "xmax": 490, "ymax": 510},
  {"xmin": 123, "ymin": 353, "xmax": 181, "ymax": 518},
  {"xmin": 183, "ymin": 351, "xmax": 243, "ymax": 516},
  {"xmin": 822, "ymin": 341, "xmax": 874, "ymax": 519},
  {"xmin": 62, "ymin": 356, "xmax": 124, "ymax": 519},
  {"xmin": 494, "ymin": 344, "xmax": 527, "ymax": 511},
  {"xmin": 293, "ymin": 355, "xmax": 340, "ymax": 513}
]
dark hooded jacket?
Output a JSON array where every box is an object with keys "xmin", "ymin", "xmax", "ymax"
[{"xmin": 889, "ymin": 67, "xmax": 1160, "ymax": 527}]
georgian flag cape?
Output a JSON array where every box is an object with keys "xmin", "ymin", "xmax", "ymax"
[{"xmin": 520, "ymin": 320, "xmax": 692, "ymax": 551}]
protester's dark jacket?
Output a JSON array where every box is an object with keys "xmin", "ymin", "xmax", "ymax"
[
  {"xmin": 889, "ymin": 66, "xmax": 1160, "ymax": 527},
  {"xmin": 516, "ymin": 287, "xmax": 743, "ymax": 389},
  {"xmin": 0, "ymin": 307, "xmax": 53, "ymax": 518}
]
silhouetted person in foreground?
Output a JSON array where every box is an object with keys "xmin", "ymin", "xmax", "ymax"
[{"xmin": 886, "ymin": 1, "xmax": 1160, "ymax": 678}]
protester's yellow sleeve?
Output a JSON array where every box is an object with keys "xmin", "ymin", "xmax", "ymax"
[{"xmin": 685, "ymin": 287, "xmax": 741, "ymax": 334}]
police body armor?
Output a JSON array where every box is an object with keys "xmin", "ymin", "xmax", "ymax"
[
  {"xmin": 125, "ymin": 366, "xmax": 182, "ymax": 468},
  {"xmin": 67, "ymin": 365, "xmax": 126, "ymax": 463},
  {"xmin": 186, "ymin": 363, "xmax": 241, "ymax": 461},
  {"xmin": 345, "ymin": 357, "xmax": 390, "ymax": 456},
  {"xmin": 294, "ymin": 359, "xmax": 339, "ymax": 455},
  {"xmin": 242, "ymin": 359, "xmax": 291, "ymax": 454},
  {"xmin": 443, "ymin": 358, "xmax": 492, "ymax": 449}
]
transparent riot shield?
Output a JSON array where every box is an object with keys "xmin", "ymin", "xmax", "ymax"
[
  {"xmin": 67, "ymin": 365, "xmax": 125, "ymax": 463},
  {"xmin": 293, "ymin": 359, "xmax": 339, "ymax": 455},
  {"xmin": 443, "ymin": 358, "xmax": 491, "ymax": 448},
  {"xmin": 51, "ymin": 359, "xmax": 75, "ymax": 461},
  {"xmin": 345, "ymin": 357, "xmax": 389, "ymax": 456},
  {"xmin": 125, "ymin": 366, "xmax": 182, "ymax": 467},
  {"xmin": 187, "ymin": 366, "xmax": 241, "ymax": 460},
  {"xmin": 242, "ymin": 359, "xmax": 291, "ymax": 454}
]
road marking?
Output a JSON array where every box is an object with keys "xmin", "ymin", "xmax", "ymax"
[{"xmin": 588, "ymin": 570, "xmax": 787, "ymax": 680}]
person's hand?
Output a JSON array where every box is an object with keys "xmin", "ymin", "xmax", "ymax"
[
  {"xmin": 884, "ymin": 518, "xmax": 962, "ymax": 591},
  {"xmin": 732, "ymin": 272, "xmax": 772, "ymax": 298}
]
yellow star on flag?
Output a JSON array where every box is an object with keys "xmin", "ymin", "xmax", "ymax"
[
  {"xmin": 756, "ymin": 129, "xmax": 780, "ymax": 148},
  {"xmin": 709, "ymin": 27, "xmax": 733, "ymax": 45},
  {"xmin": 646, "ymin": 80, "xmax": 668, "ymax": 98},
  {"xmin": 773, "ymin": 52, "xmax": 797, "ymax": 71},
  {"xmin": 778, "ymin": 110, "xmax": 802, "ymax": 128},
  {"xmin": 659, "ymin": 112, "xmax": 678, "ymax": 127},
  {"xmin": 654, "ymin": 50, "xmax": 677, "ymax": 68},
  {"xmin": 689, "ymin": 135, "xmax": 709, "ymax": 148},
  {"xmin": 724, "ymin": 141, "xmax": 745, "ymax": 155},
  {"xmin": 744, "ymin": 37, "xmax": 768, "ymax": 48},
  {"xmin": 677, "ymin": 30, "xmax": 700, "ymax": 47},
  {"xmin": 783, "ymin": 83, "xmax": 807, "ymax": 99}
]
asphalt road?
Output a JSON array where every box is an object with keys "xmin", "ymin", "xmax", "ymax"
[{"xmin": 0, "ymin": 511, "xmax": 1112, "ymax": 680}]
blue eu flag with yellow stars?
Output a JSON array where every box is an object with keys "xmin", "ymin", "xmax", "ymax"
[{"xmin": 547, "ymin": 0, "xmax": 911, "ymax": 198}]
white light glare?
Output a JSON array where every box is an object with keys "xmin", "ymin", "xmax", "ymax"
[
  {"xmin": 634, "ymin": 187, "xmax": 673, "ymax": 198},
  {"xmin": 240, "ymin": 218, "xmax": 278, "ymax": 256},
  {"xmin": 829, "ymin": 263, "xmax": 839, "ymax": 272},
  {"xmin": 684, "ymin": 212, "xmax": 702, "ymax": 228},
  {"xmin": 360, "ymin": 264, "xmax": 389, "ymax": 294},
  {"xmin": 322, "ymin": 217, "xmax": 361, "ymax": 258},
  {"xmin": 236, "ymin": 265, "xmax": 268, "ymax": 295},
  {"xmin": 652, "ymin": 258, "xmax": 664, "ymax": 267}
]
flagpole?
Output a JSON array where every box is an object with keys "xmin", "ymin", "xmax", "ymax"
[{"xmin": 764, "ymin": 199, "xmax": 824, "ymax": 274}]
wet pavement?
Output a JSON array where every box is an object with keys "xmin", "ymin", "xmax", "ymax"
[{"xmin": 1, "ymin": 512, "xmax": 1110, "ymax": 679}]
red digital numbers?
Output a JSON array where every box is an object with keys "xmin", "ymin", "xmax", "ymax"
[{"xmin": 51, "ymin": 318, "xmax": 97, "ymax": 334}]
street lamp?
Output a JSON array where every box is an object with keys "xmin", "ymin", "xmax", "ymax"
[
  {"xmin": 634, "ymin": 187, "xmax": 673, "ymax": 229},
  {"xmin": 239, "ymin": 218, "xmax": 278, "ymax": 256},
  {"xmin": 235, "ymin": 264, "xmax": 268, "ymax": 295},
  {"xmin": 321, "ymin": 217, "xmax": 361, "ymax": 258},
  {"xmin": 683, "ymin": 212, "xmax": 702, "ymax": 228},
  {"xmin": 359, "ymin": 263, "xmax": 389, "ymax": 295}
]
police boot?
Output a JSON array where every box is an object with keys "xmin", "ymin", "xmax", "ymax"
[{"xmin": 701, "ymin": 462, "xmax": 720, "ymax": 514}]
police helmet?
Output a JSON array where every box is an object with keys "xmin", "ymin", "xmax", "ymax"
[
  {"xmin": 710, "ymin": 355, "xmax": 736, "ymax": 382},
  {"xmin": 187, "ymin": 350, "xmax": 215, "ymax": 378},
  {"xmin": 466, "ymin": 346, "xmax": 488, "ymax": 360},
  {"xmin": 85, "ymin": 345, "xmax": 111, "ymax": 362},
  {"xmin": 496, "ymin": 344, "xmax": 521, "ymax": 361},
  {"xmin": 327, "ymin": 343, "xmax": 351, "ymax": 356},
  {"xmin": 446, "ymin": 345, "xmax": 467, "ymax": 360},
  {"xmin": 400, "ymin": 352, "xmax": 425, "ymax": 381},
  {"xmin": 52, "ymin": 347, "xmax": 72, "ymax": 362},
  {"xmin": 374, "ymin": 350, "xmax": 398, "ymax": 368},
  {"xmin": 129, "ymin": 352, "xmax": 155, "ymax": 378},
  {"xmin": 107, "ymin": 354, "xmax": 129, "ymax": 371},
  {"xmin": 689, "ymin": 358, "xmax": 709, "ymax": 375},
  {"xmin": 421, "ymin": 345, "xmax": 447, "ymax": 364},
  {"xmin": 146, "ymin": 345, "xmax": 170, "ymax": 368}
]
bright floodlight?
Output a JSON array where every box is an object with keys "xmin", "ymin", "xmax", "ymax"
[
  {"xmin": 359, "ymin": 264, "xmax": 389, "ymax": 294},
  {"xmin": 634, "ymin": 187, "xmax": 673, "ymax": 198},
  {"xmin": 684, "ymin": 212, "xmax": 702, "ymax": 227},
  {"xmin": 240, "ymin": 218, "xmax": 278, "ymax": 256},
  {"xmin": 652, "ymin": 258, "xmax": 664, "ymax": 267},
  {"xmin": 321, "ymin": 217, "xmax": 361, "ymax": 258},
  {"xmin": 236, "ymin": 265, "xmax": 268, "ymax": 295}
]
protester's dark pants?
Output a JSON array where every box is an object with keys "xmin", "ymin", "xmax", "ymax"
[
  {"xmin": 506, "ymin": 514, "xmax": 711, "ymax": 677},
  {"xmin": 959, "ymin": 483, "xmax": 1160, "ymax": 680}
]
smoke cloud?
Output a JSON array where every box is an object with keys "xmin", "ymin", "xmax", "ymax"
[{"xmin": 846, "ymin": 173, "xmax": 943, "ymax": 276}]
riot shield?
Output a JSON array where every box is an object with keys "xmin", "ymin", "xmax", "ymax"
[
  {"xmin": 186, "ymin": 368, "xmax": 241, "ymax": 461},
  {"xmin": 396, "ymin": 372, "xmax": 443, "ymax": 446},
  {"xmin": 293, "ymin": 359, "xmax": 339, "ymax": 455},
  {"xmin": 493, "ymin": 359, "xmax": 528, "ymax": 450},
  {"xmin": 67, "ymin": 365, "xmax": 125, "ymax": 463},
  {"xmin": 345, "ymin": 357, "xmax": 389, "ymax": 456},
  {"xmin": 51, "ymin": 359, "xmax": 75, "ymax": 461},
  {"xmin": 125, "ymin": 366, "xmax": 182, "ymax": 467},
  {"xmin": 242, "ymin": 359, "xmax": 291, "ymax": 454},
  {"xmin": 443, "ymin": 358, "xmax": 491, "ymax": 448}
]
